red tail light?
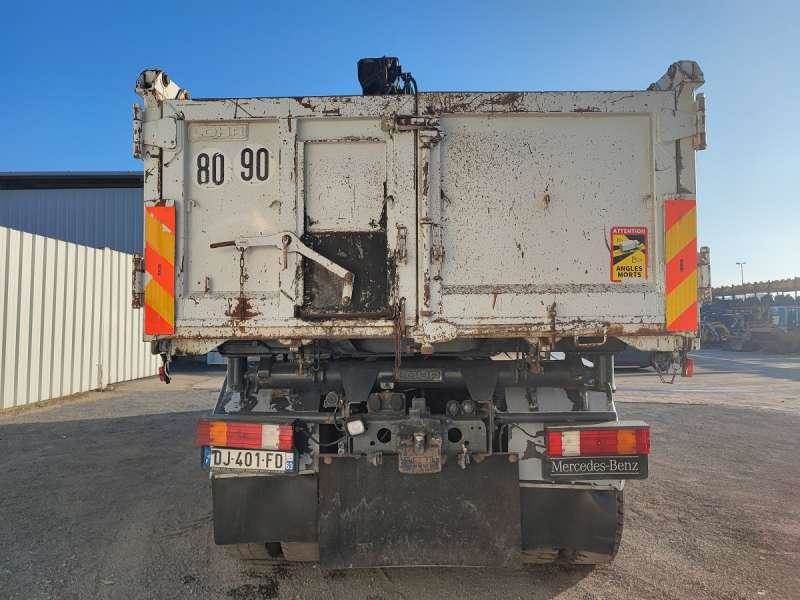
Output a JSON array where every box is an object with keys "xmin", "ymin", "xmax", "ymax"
[
  {"xmin": 226, "ymin": 423, "xmax": 263, "ymax": 449},
  {"xmin": 546, "ymin": 425, "xmax": 650, "ymax": 457},
  {"xmin": 580, "ymin": 429, "xmax": 618, "ymax": 455},
  {"xmin": 546, "ymin": 431, "xmax": 562, "ymax": 457},
  {"xmin": 195, "ymin": 420, "xmax": 211, "ymax": 447},
  {"xmin": 635, "ymin": 428, "xmax": 650, "ymax": 454},
  {"xmin": 194, "ymin": 420, "xmax": 293, "ymax": 451}
]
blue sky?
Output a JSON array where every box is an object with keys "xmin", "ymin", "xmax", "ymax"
[{"xmin": 1, "ymin": 1, "xmax": 797, "ymax": 285}]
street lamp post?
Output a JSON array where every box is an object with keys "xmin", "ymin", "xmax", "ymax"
[{"xmin": 736, "ymin": 261, "xmax": 746, "ymax": 299}]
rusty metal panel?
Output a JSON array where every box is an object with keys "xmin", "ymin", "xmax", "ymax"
[
  {"xmin": 433, "ymin": 113, "xmax": 659, "ymax": 330},
  {"xmin": 136, "ymin": 63, "xmax": 704, "ymax": 351},
  {"xmin": 154, "ymin": 104, "xmax": 417, "ymax": 335}
]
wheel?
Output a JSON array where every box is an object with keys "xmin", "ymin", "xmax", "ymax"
[
  {"xmin": 280, "ymin": 542, "xmax": 319, "ymax": 562},
  {"xmin": 521, "ymin": 490, "xmax": 624, "ymax": 566},
  {"xmin": 225, "ymin": 542, "xmax": 319, "ymax": 563},
  {"xmin": 225, "ymin": 542, "xmax": 284, "ymax": 562}
]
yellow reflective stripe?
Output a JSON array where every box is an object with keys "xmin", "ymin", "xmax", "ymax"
[
  {"xmin": 666, "ymin": 270, "xmax": 697, "ymax": 325},
  {"xmin": 144, "ymin": 279, "xmax": 174, "ymax": 325},
  {"xmin": 665, "ymin": 207, "xmax": 696, "ymax": 263},
  {"xmin": 145, "ymin": 211, "xmax": 175, "ymax": 267}
]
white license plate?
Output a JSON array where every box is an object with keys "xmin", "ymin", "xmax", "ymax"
[{"xmin": 208, "ymin": 448, "xmax": 295, "ymax": 472}]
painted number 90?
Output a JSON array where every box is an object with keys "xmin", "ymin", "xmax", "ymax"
[{"xmin": 240, "ymin": 147, "xmax": 269, "ymax": 181}]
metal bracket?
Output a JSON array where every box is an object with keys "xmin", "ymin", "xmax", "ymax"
[
  {"xmin": 431, "ymin": 243, "xmax": 445, "ymax": 263},
  {"xmin": 657, "ymin": 89, "xmax": 706, "ymax": 151},
  {"xmin": 131, "ymin": 254, "xmax": 144, "ymax": 309},
  {"xmin": 694, "ymin": 93, "xmax": 707, "ymax": 150},
  {"xmin": 394, "ymin": 224, "xmax": 408, "ymax": 263},
  {"xmin": 132, "ymin": 110, "xmax": 177, "ymax": 158},
  {"xmin": 143, "ymin": 117, "xmax": 178, "ymax": 150},
  {"xmin": 389, "ymin": 115, "xmax": 440, "ymax": 132},
  {"xmin": 210, "ymin": 232, "xmax": 354, "ymax": 305},
  {"xmin": 132, "ymin": 105, "xmax": 143, "ymax": 159},
  {"xmin": 573, "ymin": 331, "xmax": 608, "ymax": 349},
  {"xmin": 659, "ymin": 107, "xmax": 705, "ymax": 147}
]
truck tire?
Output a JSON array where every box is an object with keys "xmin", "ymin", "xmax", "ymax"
[
  {"xmin": 225, "ymin": 542, "xmax": 284, "ymax": 562},
  {"xmin": 280, "ymin": 542, "xmax": 319, "ymax": 562},
  {"xmin": 521, "ymin": 490, "xmax": 624, "ymax": 566}
]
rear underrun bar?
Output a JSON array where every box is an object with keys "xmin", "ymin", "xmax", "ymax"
[{"xmin": 210, "ymin": 411, "xmax": 617, "ymax": 424}]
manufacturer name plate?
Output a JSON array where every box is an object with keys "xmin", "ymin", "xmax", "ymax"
[
  {"xmin": 396, "ymin": 368, "xmax": 443, "ymax": 383},
  {"xmin": 189, "ymin": 123, "xmax": 249, "ymax": 141},
  {"xmin": 544, "ymin": 455, "xmax": 648, "ymax": 480}
]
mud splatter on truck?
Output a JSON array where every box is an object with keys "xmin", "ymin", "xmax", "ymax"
[{"xmin": 133, "ymin": 57, "xmax": 705, "ymax": 567}]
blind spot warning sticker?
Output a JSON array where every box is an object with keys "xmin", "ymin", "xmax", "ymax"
[{"xmin": 611, "ymin": 226, "xmax": 648, "ymax": 282}]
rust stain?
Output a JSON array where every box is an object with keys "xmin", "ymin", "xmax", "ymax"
[
  {"xmin": 294, "ymin": 97, "xmax": 316, "ymax": 110},
  {"xmin": 226, "ymin": 296, "xmax": 260, "ymax": 321},
  {"xmin": 492, "ymin": 92, "xmax": 523, "ymax": 107},
  {"xmin": 423, "ymin": 91, "xmax": 527, "ymax": 114}
]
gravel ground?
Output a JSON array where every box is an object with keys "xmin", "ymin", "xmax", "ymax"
[{"xmin": 0, "ymin": 351, "xmax": 798, "ymax": 599}]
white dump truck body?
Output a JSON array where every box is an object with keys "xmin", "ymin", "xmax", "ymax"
[{"xmin": 134, "ymin": 61, "xmax": 705, "ymax": 354}]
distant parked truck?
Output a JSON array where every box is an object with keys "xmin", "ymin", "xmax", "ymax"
[{"xmin": 132, "ymin": 57, "xmax": 705, "ymax": 567}]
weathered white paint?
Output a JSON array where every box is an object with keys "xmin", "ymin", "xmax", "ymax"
[
  {"xmin": 0, "ymin": 226, "xmax": 158, "ymax": 409},
  {"xmin": 135, "ymin": 62, "xmax": 705, "ymax": 353}
]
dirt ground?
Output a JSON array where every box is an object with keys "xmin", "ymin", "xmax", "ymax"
[{"xmin": 0, "ymin": 350, "xmax": 798, "ymax": 600}]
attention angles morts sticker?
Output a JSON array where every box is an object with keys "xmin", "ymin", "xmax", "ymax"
[{"xmin": 611, "ymin": 227, "xmax": 648, "ymax": 281}]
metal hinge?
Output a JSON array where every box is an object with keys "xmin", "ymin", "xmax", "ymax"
[
  {"xmin": 659, "ymin": 95, "xmax": 707, "ymax": 151},
  {"xmin": 131, "ymin": 254, "xmax": 145, "ymax": 309},
  {"xmin": 132, "ymin": 105, "xmax": 143, "ymax": 159},
  {"xmin": 694, "ymin": 93, "xmax": 707, "ymax": 151},
  {"xmin": 132, "ymin": 107, "xmax": 178, "ymax": 159},
  {"xmin": 395, "ymin": 224, "xmax": 408, "ymax": 263},
  {"xmin": 390, "ymin": 115, "xmax": 440, "ymax": 131},
  {"xmin": 431, "ymin": 243, "xmax": 445, "ymax": 263}
]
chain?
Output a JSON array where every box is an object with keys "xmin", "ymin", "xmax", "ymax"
[
  {"xmin": 238, "ymin": 248, "xmax": 246, "ymax": 296},
  {"xmin": 394, "ymin": 297, "xmax": 406, "ymax": 376},
  {"xmin": 655, "ymin": 361, "xmax": 678, "ymax": 384}
]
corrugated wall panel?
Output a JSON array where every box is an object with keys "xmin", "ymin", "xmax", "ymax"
[
  {"xmin": 0, "ymin": 187, "xmax": 142, "ymax": 254},
  {"xmin": 16, "ymin": 232, "xmax": 34, "ymax": 405},
  {"xmin": 39, "ymin": 236, "xmax": 57, "ymax": 402},
  {"xmin": 2, "ymin": 229, "xmax": 21, "ymax": 407},
  {"xmin": 28, "ymin": 235, "xmax": 46, "ymax": 403},
  {"xmin": 0, "ymin": 225, "xmax": 158, "ymax": 410}
]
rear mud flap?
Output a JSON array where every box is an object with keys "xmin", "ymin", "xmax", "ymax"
[
  {"xmin": 318, "ymin": 454, "xmax": 521, "ymax": 568},
  {"xmin": 520, "ymin": 487, "xmax": 622, "ymax": 561}
]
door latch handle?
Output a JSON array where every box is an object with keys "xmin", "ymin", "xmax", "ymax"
[{"xmin": 211, "ymin": 232, "xmax": 354, "ymax": 305}]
